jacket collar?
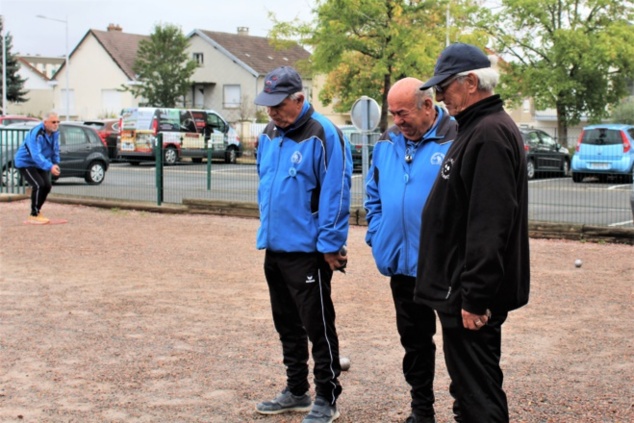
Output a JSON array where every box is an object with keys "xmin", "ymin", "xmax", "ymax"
[
  {"xmin": 275, "ymin": 100, "xmax": 313, "ymax": 134},
  {"xmin": 455, "ymin": 94, "xmax": 503, "ymax": 131}
]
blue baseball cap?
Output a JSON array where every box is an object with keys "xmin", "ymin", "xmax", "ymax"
[
  {"xmin": 255, "ymin": 66, "xmax": 303, "ymax": 106},
  {"xmin": 420, "ymin": 43, "xmax": 491, "ymax": 90}
]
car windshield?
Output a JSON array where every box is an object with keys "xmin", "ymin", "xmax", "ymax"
[{"xmin": 581, "ymin": 128, "xmax": 622, "ymax": 145}]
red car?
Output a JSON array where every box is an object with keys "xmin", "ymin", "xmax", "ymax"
[
  {"xmin": 82, "ymin": 119, "xmax": 120, "ymax": 160},
  {"xmin": 0, "ymin": 115, "xmax": 39, "ymax": 126}
]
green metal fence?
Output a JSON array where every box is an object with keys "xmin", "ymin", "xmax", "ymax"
[{"xmin": 1, "ymin": 128, "xmax": 632, "ymax": 228}]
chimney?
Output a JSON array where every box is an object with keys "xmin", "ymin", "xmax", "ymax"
[
  {"xmin": 107, "ymin": 23, "xmax": 122, "ymax": 32},
  {"xmin": 237, "ymin": 27, "xmax": 249, "ymax": 36}
]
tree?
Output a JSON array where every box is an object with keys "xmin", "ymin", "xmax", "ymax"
[
  {"xmin": 270, "ymin": 0, "xmax": 484, "ymax": 131},
  {"xmin": 473, "ymin": 0, "xmax": 634, "ymax": 145},
  {"xmin": 0, "ymin": 19, "xmax": 28, "ymax": 112},
  {"xmin": 611, "ymin": 98, "xmax": 634, "ymax": 125},
  {"xmin": 123, "ymin": 23, "xmax": 197, "ymax": 108}
]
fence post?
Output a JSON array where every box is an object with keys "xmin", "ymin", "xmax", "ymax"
[
  {"xmin": 207, "ymin": 137, "xmax": 212, "ymax": 191},
  {"xmin": 155, "ymin": 133, "xmax": 163, "ymax": 205}
]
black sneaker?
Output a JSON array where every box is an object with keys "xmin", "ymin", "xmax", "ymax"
[
  {"xmin": 302, "ymin": 396, "xmax": 340, "ymax": 423},
  {"xmin": 405, "ymin": 413, "xmax": 436, "ymax": 423},
  {"xmin": 255, "ymin": 387, "xmax": 312, "ymax": 415}
]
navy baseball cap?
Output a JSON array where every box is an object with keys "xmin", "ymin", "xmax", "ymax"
[
  {"xmin": 255, "ymin": 66, "xmax": 303, "ymax": 106},
  {"xmin": 420, "ymin": 43, "xmax": 491, "ymax": 90}
]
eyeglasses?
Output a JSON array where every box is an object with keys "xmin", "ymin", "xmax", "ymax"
[
  {"xmin": 49, "ymin": 120, "xmax": 60, "ymax": 124},
  {"xmin": 434, "ymin": 75, "xmax": 461, "ymax": 94}
]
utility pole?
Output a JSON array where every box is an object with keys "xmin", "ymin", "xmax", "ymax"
[{"xmin": 37, "ymin": 14, "xmax": 70, "ymax": 121}]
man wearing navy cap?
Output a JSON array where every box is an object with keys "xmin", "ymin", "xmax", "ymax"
[
  {"xmin": 253, "ymin": 65, "xmax": 352, "ymax": 423},
  {"xmin": 414, "ymin": 43, "xmax": 530, "ymax": 422}
]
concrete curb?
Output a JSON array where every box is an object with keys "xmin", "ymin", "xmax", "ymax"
[{"xmin": 2, "ymin": 193, "xmax": 633, "ymax": 245}]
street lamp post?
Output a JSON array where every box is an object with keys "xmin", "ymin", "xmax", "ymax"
[
  {"xmin": 2, "ymin": 15, "xmax": 7, "ymax": 115},
  {"xmin": 2, "ymin": 21, "xmax": 7, "ymax": 115},
  {"xmin": 36, "ymin": 14, "xmax": 70, "ymax": 121}
]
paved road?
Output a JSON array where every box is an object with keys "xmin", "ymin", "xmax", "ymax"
[{"xmin": 35, "ymin": 162, "xmax": 634, "ymax": 228}]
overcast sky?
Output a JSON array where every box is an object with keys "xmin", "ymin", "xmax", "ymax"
[{"xmin": 1, "ymin": 0, "xmax": 315, "ymax": 57}]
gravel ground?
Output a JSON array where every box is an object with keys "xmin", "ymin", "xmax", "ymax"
[{"xmin": 0, "ymin": 200, "xmax": 632, "ymax": 423}]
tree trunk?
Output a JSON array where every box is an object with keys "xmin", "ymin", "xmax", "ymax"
[
  {"xmin": 556, "ymin": 102, "xmax": 570, "ymax": 147},
  {"xmin": 380, "ymin": 73, "xmax": 392, "ymax": 133}
]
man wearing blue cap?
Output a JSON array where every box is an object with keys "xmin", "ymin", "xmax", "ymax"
[
  {"xmin": 253, "ymin": 65, "xmax": 352, "ymax": 423},
  {"xmin": 414, "ymin": 43, "xmax": 530, "ymax": 422}
]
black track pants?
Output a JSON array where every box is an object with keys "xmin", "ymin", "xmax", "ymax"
[
  {"xmin": 263, "ymin": 250, "xmax": 342, "ymax": 405},
  {"xmin": 439, "ymin": 311, "xmax": 509, "ymax": 423},
  {"xmin": 390, "ymin": 275, "xmax": 437, "ymax": 418},
  {"xmin": 19, "ymin": 167, "xmax": 52, "ymax": 216}
]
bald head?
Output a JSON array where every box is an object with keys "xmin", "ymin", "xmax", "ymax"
[{"xmin": 387, "ymin": 77, "xmax": 436, "ymax": 141}]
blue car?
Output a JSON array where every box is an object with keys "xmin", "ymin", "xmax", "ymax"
[{"xmin": 571, "ymin": 124, "xmax": 634, "ymax": 183}]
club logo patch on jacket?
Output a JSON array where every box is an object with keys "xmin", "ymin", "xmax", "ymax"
[
  {"xmin": 441, "ymin": 158, "xmax": 454, "ymax": 180},
  {"xmin": 431, "ymin": 152, "xmax": 445, "ymax": 166},
  {"xmin": 291, "ymin": 151, "xmax": 303, "ymax": 164}
]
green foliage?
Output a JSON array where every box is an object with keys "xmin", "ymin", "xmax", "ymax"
[
  {"xmin": 610, "ymin": 99, "xmax": 634, "ymax": 124},
  {"xmin": 270, "ymin": 0, "xmax": 485, "ymax": 131},
  {"xmin": 122, "ymin": 23, "xmax": 197, "ymax": 108},
  {"xmin": 0, "ymin": 20, "xmax": 28, "ymax": 110},
  {"xmin": 255, "ymin": 109, "xmax": 269, "ymax": 123},
  {"xmin": 472, "ymin": 0, "xmax": 634, "ymax": 141}
]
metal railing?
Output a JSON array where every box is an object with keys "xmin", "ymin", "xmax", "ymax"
[{"xmin": 2, "ymin": 128, "xmax": 632, "ymax": 228}]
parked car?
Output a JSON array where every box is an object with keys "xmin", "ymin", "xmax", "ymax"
[
  {"xmin": 519, "ymin": 128, "xmax": 570, "ymax": 180},
  {"xmin": 339, "ymin": 125, "xmax": 380, "ymax": 170},
  {"xmin": 82, "ymin": 119, "xmax": 120, "ymax": 160},
  {"xmin": 571, "ymin": 124, "xmax": 634, "ymax": 183},
  {"xmin": 188, "ymin": 109, "xmax": 242, "ymax": 164},
  {"xmin": 118, "ymin": 107, "xmax": 241, "ymax": 165},
  {"xmin": 2, "ymin": 122, "xmax": 110, "ymax": 185},
  {"xmin": 0, "ymin": 115, "xmax": 39, "ymax": 126}
]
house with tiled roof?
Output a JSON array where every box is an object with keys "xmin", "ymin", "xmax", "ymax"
[
  {"xmin": 10, "ymin": 56, "xmax": 56, "ymax": 117},
  {"xmin": 48, "ymin": 24, "xmax": 149, "ymax": 120},
  {"xmin": 42, "ymin": 24, "xmax": 315, "ymax": 123},
  {"xmin": 185, "ymin": 27, "xmax": 311, "ymax": 123}
]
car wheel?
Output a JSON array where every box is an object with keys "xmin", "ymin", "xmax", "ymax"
[
  {"xmin": 562, "ymin": 160, "xmax": 570, "ymax": 177},
  {"xmin": 225, "ymin": 147, "xmax": 237, "ymax": 164},
  {"xmin": 572, "ymin": 172, "xmax": 584, "ymax": 183},
  {"xmin": 164, "ymin": 147, "xmax": 178, "ymax": 165},
  {"xmin": 85, "ymin": 161, "xmax": 106, "ymax": 185},
  {"xmin": 1, "ymin": 165, "xmax": 22, "ymax": 187},
  {"xmin": 526, "ymin": 159, "xmax": 536, "ymax": 180}
]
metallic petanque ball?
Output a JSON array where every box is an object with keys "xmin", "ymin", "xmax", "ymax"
[
  {"xmin": 574, "ymin": 259, "xmax": 583, "ymax": 268},
  {"xmin": 340, "ymin": 356, "xmax": 351, "ymax": 371}
]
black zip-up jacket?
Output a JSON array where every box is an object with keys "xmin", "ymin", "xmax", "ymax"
[{"xmin": 414, "ymin": 95, "xmax": 530, "ymax": 315}]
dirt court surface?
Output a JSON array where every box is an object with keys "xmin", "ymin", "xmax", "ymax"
[{"xmin": 1, "ymin": 200, "xmax": 632, "ymax": 423}]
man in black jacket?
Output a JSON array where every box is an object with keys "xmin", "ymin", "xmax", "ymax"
[{"xmin": 414, "ymin": 43, "xmax": 530, "ymax": 423}]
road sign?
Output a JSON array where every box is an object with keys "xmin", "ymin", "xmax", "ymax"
[{"xmin": 350, "ymin": 96, "xmax": 380, "ymax": 132}]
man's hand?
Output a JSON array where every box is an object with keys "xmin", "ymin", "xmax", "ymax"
[
  {"xmin": 462, "ymin": 309, "xmax": 491, "ymax": 331},
  {"xmin": 324, "ymin": 247, "xmax": 347, "ymax": 272},
  {"xmin": 51, "ymin": 164, "xmax": 61, "ymax": 176}
]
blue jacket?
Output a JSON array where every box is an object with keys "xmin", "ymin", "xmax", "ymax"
[
  {"xmin": 14, "ymin": 123, "xmax": 60, "ymax": 171},
  {"xmin": 364, "ymin": 106, "xmax": 457, "ymax": 277},
  {"xmin": 256, "ymin": 101, "xmax": 352, "ymax": 253}
]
